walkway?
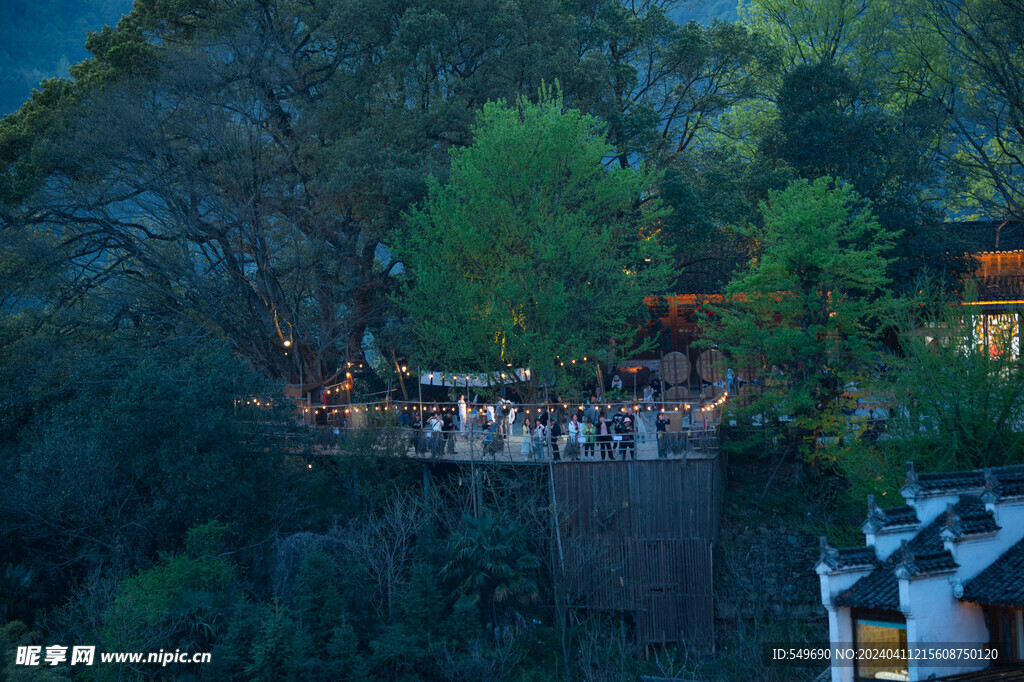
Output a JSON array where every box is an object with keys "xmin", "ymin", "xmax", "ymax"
[{"xmin": 404, "ymin": 429, "xmax": 718, "ymax": 464}]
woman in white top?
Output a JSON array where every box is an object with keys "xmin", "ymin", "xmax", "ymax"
[
  {"xmin": 566, "ymin": 413, "xmax": 581, "ymax": 459},
  {"xmin": 458, "ymin": 395, "xmax": 468, "ymax": 431},
  {"xmin": 429, "ymin": 413, "xmax": 442, "ymax": 456},
  {"xmin": 533, "ymin": 421, "xmax": 546, "ymax": 460}
]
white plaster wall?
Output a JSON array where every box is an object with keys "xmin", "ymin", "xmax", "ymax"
[
  {"xmin": 873, "ymin": 529, "xmax": 921, "ymax": 562},
  {"xmin": 904, "ymin": 576, "xmax": 989, "ymax": 681},
  {"xmin": 829, "ymin": 607, "xmax": 855, "ymax": 682},
  {"xmin": 909, "ymin": 493, "xmax": 962, "ymax": 530},
  {"xmin": 820, "ymin": 569, "xmax": 874, "ymax": 608}
]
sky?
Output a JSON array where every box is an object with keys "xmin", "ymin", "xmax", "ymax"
[{"xmin": 0, "ymin": 0, "xmax": 737, "ymax": 117}]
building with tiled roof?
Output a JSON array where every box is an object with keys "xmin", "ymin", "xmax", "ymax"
[{"xmin": 816, "ymin": 462, "xmax": 1024, "ymax": 681}]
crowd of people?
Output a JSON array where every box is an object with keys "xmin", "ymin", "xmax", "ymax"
[{"xmin": 398, "ymin": 390, "xmax": 687, "ymax": 461}]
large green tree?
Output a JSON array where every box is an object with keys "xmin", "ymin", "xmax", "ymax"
[
  {"xmin": 0, "ymin": 0, "xmax": 583, "ymax": 390},
  {"xmin": 706, "ymin": 177, "xmax": 898, "ymax": 459},
  {"xmin": 395, "ymin": 92, "xmax": 672, "ymax": 396}
]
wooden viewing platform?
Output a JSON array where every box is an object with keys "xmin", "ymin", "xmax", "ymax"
[{"xmin": 397, "ymin": 429, "xmax": 718, "ymax": 464}]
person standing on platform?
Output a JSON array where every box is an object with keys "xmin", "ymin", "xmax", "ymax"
[
  {"xmin": 656, "ymin": 411, "xmax": 670, "ymax": 457},
  {"xmin": 430, "ymin": 411, "xmax": 443, "ymax": 457},
  {"xmin": 458, "ymin": 394, "xmax": 468, "ymax": 432},
  {"xmin": 624, "ymin": 417, "xmax": 636, "ymax": 459},
  {"xmin": 597, "ymin": 415, "xmax": 612, "ymax": 460},
  {"xmin": 584, "ymin": 399, "xmax": 599, "ymax": 428},
  {"xmin": 442, "ymin": 411, "xmax": 455, "ymax": 453},
  {"xmin": 550, "ymin": 416, "xmax": 562, "ymax": 461},
  {"xmin": 583, "ymin": 419, "xmax": 596, "ymax": 459},
  {"xmin": 411, "ymin": 411, "xmax": 423, "ymax": 454},
  {"xmin": 534, "ymin": 420, "xmax": 546, "ymax": 460},
  {"xmin": 499, "ymin": 399, "xmax": 511, "ymax": 436},
  {"xmin": 614, "ymin": 413, "xmax": 630, "ymax": 456},
  {"xmin": 635, "ymin": 407, "xmax": 649, "ymax": 443},
  {"xmin": 521, "ymin": 417, "xmax": 534, "ymax": 459},
  {"xmin": 566, "ymin": 413, "xmax": 581, "ymax": 460},
  {"xmin": 650, "ymin": 371, "xmax": 663, "ymax": 402}
]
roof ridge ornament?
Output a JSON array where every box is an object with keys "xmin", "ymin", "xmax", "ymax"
[
  {"xmin": 982, "ymin": 468, "xmax": 1002, "ymax": 504},
  {"xmin": 894, "ymin": 539, "xmax": 918, "ymax": 580},
  {"xmin": 901, "ymin": 460, "xmax": 921, "ymax": 500},
  {"xmin": 940, "ymin": 502, "xmax": 964, "ymax": 542},
  {"xmin": 864, "ymin": 494, "xmax": 890, "ymax": 533},
  {"xmin": 818, "ymin": 536, "xmax": 840, "ymax": 569}
]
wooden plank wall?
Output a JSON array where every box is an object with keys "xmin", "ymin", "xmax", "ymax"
[{"xmin": 552, "ymin": 458, "xmax": 721, "ymax": 650}]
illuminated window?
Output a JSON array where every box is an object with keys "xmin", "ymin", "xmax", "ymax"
[
  {"xmin": 973, "ymin": 313, "xmax": 1020, "ymax": 359},
  {"xmin": 854, "ymin": 614, "xmax": 907, "ymax": 681}
]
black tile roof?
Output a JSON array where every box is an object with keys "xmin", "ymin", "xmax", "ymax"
[
  {"xmin": 836, "ymin": 546, "xmax": 877, "ymax": 567},
  {"xmin": 836, "ymin": 497, "xmax": 996, "ymax": 609},
  {"xmin": 879, "ymin": 504, "xmax": 918, "ymax": 529},
  {"xmin": 911, "ymin": 550, "xmax": 959, "ymax": 574},
  {"xmin": 905, "ymin": 463, "xmax": 1024, "ymax": 500},
  {"xmin": 818, "ymin": 541, "xmax": 878, "ymax": 572},
  {"xmin": 963, "ymin": 538, "xmax": 1024, "ymax": 607}
]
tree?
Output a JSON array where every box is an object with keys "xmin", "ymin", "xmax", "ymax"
[
  {"xmin": 0, "ymin": 0, "xmax": 585, "ymax": 389},
  {"xmin": 706, "ymin": 177, "xmax": 898, "ymax": 460},
  {"xmin": 762, "ymin": 61, "xmax": 963, "ymax": 290},
  {"xmin": 395, "ymin": 90, "xmax": 672, "ymax": 396},
  {"xmin": 442, "ymin": 511, "xmax": 541, "ymax": 628},
  {"xmin": 567, "ymin": 2, "xmax": 780, "ymax": 166},
  {"xmin": 839, "ymin": 292, "xmax": 1024, "ymax": 503},
  {"xmin": 901, "ymin": 0, "xmax": 1024, "ymax": 223},
  {"xmin": 739, "ymin": 0, "xmax": 900, "ymax": 92}
]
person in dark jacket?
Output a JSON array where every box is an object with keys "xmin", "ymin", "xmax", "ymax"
[
  {"xmin": 442, "ymin": 411, "xmax": 455, "ymax": 453},
  {"xmin": 623, "ymin": 417, "xmax": 635, "ymax": 460},
  {"xmin": 656, "ymin": 411, "xmax": 670, "ymax": 458},
  {"xmin": 550, "ymin": 417, "xmax": 562, "ymax": 461}
]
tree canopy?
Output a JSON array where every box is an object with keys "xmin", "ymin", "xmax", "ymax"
[
  {"xmin": 396, "ymin": 91, "xmax": 672, "ymax": 393},
  {"xmin": 706, "ymin": 177, "xmax": 897, "ymax": 459}
]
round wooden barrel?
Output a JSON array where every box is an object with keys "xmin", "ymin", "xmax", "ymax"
[
  {"xmin": 660, "ymin": 351, "xmax": 690, "ymax": 386},
  {"xmin": 703, "ymin": 384, "xmax": 726, "ymax": 400},
  {"xmin": 662, "ymin": 385, "xmax": 689, "ymax": 401},
  {"xmin": 697, "ymin": 349, "xmax": 726, "ymax": 384}
]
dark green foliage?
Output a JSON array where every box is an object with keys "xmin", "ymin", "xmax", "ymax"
[
  {"xmin": 839, "ymin": 297, "xmax": 1024, "ymax": 504},
  {"xmin": 763, "ymin": 61, "xmax": 965, "ymax": 291},
  {"xmin": 2, "ymin": 0, "xmax": 1023, "ymax": 679},
  {"xmin": 442, "ymin": 511, "xmax": 541, "ymax": 627},
  {"xmin": 706, "ymin": 178, "xmax": 898, "ymax": 461}
]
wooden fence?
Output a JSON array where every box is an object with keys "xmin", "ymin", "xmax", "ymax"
[{"xmin": 552, "ymin": 457, "xmax": 721, "ymax": 650}]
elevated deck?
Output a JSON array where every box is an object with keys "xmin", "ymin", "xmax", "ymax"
[{"xmin": 403, "ymin": 429, "xmax": 717, "ymax": 464}]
